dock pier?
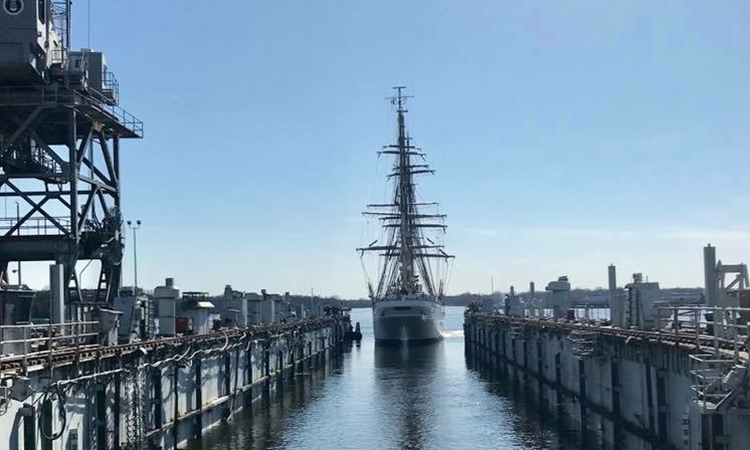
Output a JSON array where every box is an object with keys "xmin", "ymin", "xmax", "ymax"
[
  {"xmin": 0, "ymin": 316, "xmax": 350, "ymax": 450},
  {"xmin": 464, "ymin": 307, "xmax": 750, "ymax": 449}
]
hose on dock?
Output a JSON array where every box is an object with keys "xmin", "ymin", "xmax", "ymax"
[{"xmin": 39, "ymin": 384, "xmax": 67, "ymax": 441}]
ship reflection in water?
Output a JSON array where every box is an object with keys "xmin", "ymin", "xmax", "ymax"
[
  {"xmin": 372, "ymin": 342, "xmax": 445, "ymax": 450},
  {"xmin": 189, "ymin": 308, "xmax": 643, "ymax": 450}
]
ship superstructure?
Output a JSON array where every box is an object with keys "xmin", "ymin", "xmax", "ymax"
[{"xmin": 358, "ymin": 87, "xmax": 454, "ymax": 343}]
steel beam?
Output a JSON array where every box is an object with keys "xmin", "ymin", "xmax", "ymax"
[
  {"xmin": 0, "ymin": 106, "xmax": 46, "ymax": 158},
  {"xmin": 0, "ymin": 92, "xmax": 131, "ymax": 305}
]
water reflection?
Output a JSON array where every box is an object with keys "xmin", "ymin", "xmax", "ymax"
[
  {"xmin": 374, "ymin": 343, "xmax": 445, "ymax": 449},
  {"xmin": 374, "ymin": 342, "xmax": 444, "ymax": 367},
  {"xmin": 186, "ymin": 351, "xmax": 339, "ymax": 450},
  {"xmin": 194, "ymin": 308, "xmax": 633, "ymax": 450},
  {"xmin": 465, "ymin": 347, "xmax": 654, "ymax": 450}
]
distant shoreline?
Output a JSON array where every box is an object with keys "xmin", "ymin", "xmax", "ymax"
[{"xmin": 335, "ymin": 287, "xmax": 703, "ymax": 310}]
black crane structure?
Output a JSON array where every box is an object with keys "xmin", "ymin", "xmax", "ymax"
[
  {"xmin": 0, "ymin": 85, "xmax": 142, "ymax": 306},
  {"xmin": 0, "ymin": 1, "xmax": 142, "ymax": 312}
]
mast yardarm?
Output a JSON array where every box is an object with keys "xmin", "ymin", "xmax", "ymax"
[{"xmin": 357, "ymin": 87, "xmax": 454, "ymax": 300}]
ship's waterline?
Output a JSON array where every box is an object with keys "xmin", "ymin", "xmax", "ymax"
[{"xmin": 372, "ymin": 299, "xmax": 444, "ymax": 343}]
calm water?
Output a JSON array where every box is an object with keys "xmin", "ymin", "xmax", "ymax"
[{"xmin": 190, "ymin": 307, "xmax": 589, "ymax": 450}]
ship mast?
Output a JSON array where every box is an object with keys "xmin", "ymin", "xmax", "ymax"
[
  {"xmin": 357, "ymin": 87, "xmax": 454, "ymax": 300},
  {"xmin": 394, "ymin": 87, "xmax": 415, "ymax": 290}
]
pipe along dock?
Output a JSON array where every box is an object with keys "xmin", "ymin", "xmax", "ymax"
[
  {"xmin": 0, "ymin": 315, "xmax": 351, "ymax": 450},
  {"xmin": 465, "ymin": 308, "xmax": 750, "ymax": 449}
]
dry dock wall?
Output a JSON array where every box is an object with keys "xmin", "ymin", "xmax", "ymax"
[
  {"xmin": 465, "ymin": 313, "xmax": 750, "ymax": 450},
  {"xmin": 0, "ymin": 318, "xmax": 347, "ymax": 450}
]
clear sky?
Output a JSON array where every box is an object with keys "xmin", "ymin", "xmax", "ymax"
[{"xmin": 25, "ymin": 1, "xmax": 750, "ymax": 297}]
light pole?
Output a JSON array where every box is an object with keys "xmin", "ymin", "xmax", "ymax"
[
  {"xmin": 15, "ymin": 201, "xmax": 20, "ymax": 286},
  {"xmin": 127, "ymin": 220, "xmax": 142, "ymax": 294}
]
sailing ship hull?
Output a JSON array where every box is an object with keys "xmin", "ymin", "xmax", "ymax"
[
  {"xmin": 359, "ymin": 88, "xmax": 453, "ymax": 345},
  {"xmin": 372, "ymin": 298, "xmax": 443, "ymax": 344}
]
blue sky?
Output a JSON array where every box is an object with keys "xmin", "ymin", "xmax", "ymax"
[{"xmin": 27, "ymin": 1, "xmax": 750, "ymax": 297}]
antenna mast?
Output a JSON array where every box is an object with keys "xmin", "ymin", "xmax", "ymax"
[{"xmin": 394, "ymin": 87, "xmax": 413, "ymax": 290}]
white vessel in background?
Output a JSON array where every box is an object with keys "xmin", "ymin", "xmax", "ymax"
[{"xmin": 358, "ymin": 87, "xmax": 454, "ymax": 344}]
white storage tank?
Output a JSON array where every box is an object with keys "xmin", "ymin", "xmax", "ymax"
[
  {"xmin": 546, "ymin": 276, "xmax": 571, "ymax": 319},
  {"xmin": 260, "ymin": 289, "xmax": 276, "ymax": 323},
  {"xmin": 155, "ymin": 278, "xmax": 180, "ymax": 336},
  {"xmin": 625, "ymin": 273, "xmax": 660, "ymax": 330},
  {"xmin": 113, "ymin": 296, "xmax": 139, "ymax": 343},
  {"xmin": 182, "ymin": 292, "xmax": 214, "ymax": 335},
  {"xmin": 92, "ymin": 306, "xmax": 122, "ymax": 346},
  {"xmin": 247, "ymin": 293, "xmax": 263, "ymax": 323},
  {"xmin": 508, "ymin": 286, "xmax": 525, "ymax": 318},
  {"xmin": 223, "ymin": 284, "xmax": 249, "ymax": 327}
]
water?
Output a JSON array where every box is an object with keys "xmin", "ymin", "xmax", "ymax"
[{"xmin": 189, "ymin": 307, "xmax": 588, "ymax": 450}]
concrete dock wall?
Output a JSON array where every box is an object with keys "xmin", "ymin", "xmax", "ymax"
[
  {"xmin": 465, "ymin": 313, "xmax": 750, "ymax": 450},
  {"xmin": 0, "ymin": 318, "xmax": 347, "ymax": 450}
]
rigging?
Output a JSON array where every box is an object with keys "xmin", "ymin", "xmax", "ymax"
[{"xmin": 358, "ymin": 87, "xmax": 453, "ymax": 301}]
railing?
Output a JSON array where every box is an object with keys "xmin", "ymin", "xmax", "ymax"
[
  {"xmin": 0, "ymin": 216, "xmax": 70, "ymax": 237},
  {"xmin": 1, "ymin": 146, "xmax": 64, "ymax": 175},
  {"xmin": 0, "ymin": 86, "xmax": 67, "ymax": 106},
  {"xmin": 101, "ymin": 65, "xmax": 120, "ymax": 104},
  {"xmin": 48, "ymin": 48, "xmax": 68, "ymax": 67},
  {"xmin": 656, "ymin": 306, "xmax": 750, "ymax": 412},
  {"xmin": 656, "ymin": 306, "xmax": 750, "ymax": 355},
  {"xmin": 0, "ymin": 86, "xmax": 143, "ymax": 137},
  {"xmin": 30, "ymin": 146, "xmax": 61, "ymax": 173},
  {"xmin": 82, "ymin": 89, "xmax": 143, "ymax": 136},
  {"xmin": 519, "ymin": 306, "xmax": 611, "ymax": 321},
  {"xmin": 0, "ymin": 321, "xmax": 100, "ymax": 374},
  {"xmin": 689, "ymin": 354, "xmax": 744, "ymax": 412}
]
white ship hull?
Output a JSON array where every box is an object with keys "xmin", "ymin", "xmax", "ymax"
[{"xmin": 372, "ymin": 298, "xmax": 444, "ymax": 344}]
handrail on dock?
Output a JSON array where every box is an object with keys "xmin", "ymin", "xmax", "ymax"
[
  {"xmin": 0, "ymin": 316, "xmax": 340, "ymax": 376},
  {"xmin": 0, "ymin": 321, "xmax": 100, "ymax": 375}
]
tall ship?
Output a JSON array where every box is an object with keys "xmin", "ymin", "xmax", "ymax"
[{"xmin": 358, "ymin": 87, "xmax": 454, "ymax": 344}]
